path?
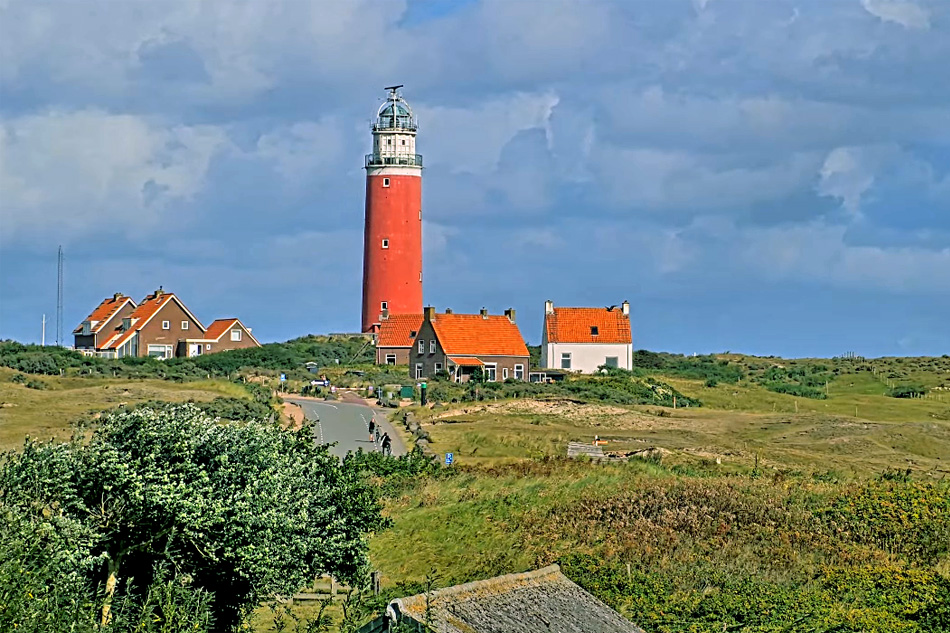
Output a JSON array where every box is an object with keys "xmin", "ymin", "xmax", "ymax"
[{"xmin": 285, "ymin": 395, "xmax": 406, "ymax": 458}]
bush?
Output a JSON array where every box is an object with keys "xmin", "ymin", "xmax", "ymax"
[
  {"xmin": 0, "ymin": 404, "xmax": 387, "ymax": 630},
  {"xmin": 24, "ymin": 379, "xmax": 47, "ymax": 390},
  {"xmin": 887, "ymin": 384, "xmax": 927, "ymax": 399},
  {"xmin": 9, "ymin": 373, "xmax": 26, "ymax": 384}
]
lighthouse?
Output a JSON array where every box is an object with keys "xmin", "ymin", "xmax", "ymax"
[{"xmin": 361, "ymin": 85, "xmax": 424, "ymax": 332}]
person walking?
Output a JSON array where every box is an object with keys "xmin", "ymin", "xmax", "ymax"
[
  {"xmin": 368, "ymin": 419, "xmax": 376, "ymax": 442},
  {"xmin": 381, "ymin": 433, "xmax": 392, "ymax": 457}
]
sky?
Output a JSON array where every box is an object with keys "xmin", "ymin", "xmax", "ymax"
[{"xmin": 0, "ymin": 0, "xmax": 948, "ymax": 357}]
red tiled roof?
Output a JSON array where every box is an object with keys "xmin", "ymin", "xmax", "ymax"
[
  {"xmin": 447, "ymin": 356, "xmax": 484, "ymax": 366},
  {"xmin": 101, "ymin": 328, "xmax": 136, "ymax": 351},
  {"xmin": 204, "ymin": 319, "xmax": 239, "ymax": 341},
  {"xmin": 545, "ymin": 307, "xmax": 632, "ymax": 344},
  {"xmin": 430, "ymin": 313, "xmax": 529, "ymax": 357},
  {"xmin": 377, "ymin": 314, "xmax": 424, "ymax": 348},
  {"xmin": 73, "ymin": 294, "xmax": 135, "ymax": 333}
]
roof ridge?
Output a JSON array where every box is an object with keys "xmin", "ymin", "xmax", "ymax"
[{"xmin": 396, "ymin": 565, "xmax": 562, "ymax": 608}]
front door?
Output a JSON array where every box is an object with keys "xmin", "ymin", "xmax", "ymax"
[{"xmin": 189, "ymin": 343, "xmax": 202, "ymax": 357}]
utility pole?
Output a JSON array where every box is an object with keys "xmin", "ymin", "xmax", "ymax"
[
  {"xmin": 41, "ymin": 314, "xmax": 46, "ymax": 346},
  {"xmin": 56, "ymin": 246, "xmax": 64, "ymax": 347}
]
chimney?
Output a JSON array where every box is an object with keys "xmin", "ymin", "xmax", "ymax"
[
  {"xmin": 155, "ymin": 287, "xmax": 164, "ymax": 297},
  {"xmin": 622, "ymin": 300, "xmax": 630, "ymax": 316},
  {"xmin": 444, "ymin": 308, "xmax": 453, "ymax": 314},
  {"xmin": 479, "ymin": 307, "xmax": 488, "ymax": 319},
  {"xmin": 544, "ymin": 300, "xmax": 554, "ymax": 315},
  {"xmin": 113, "ymin": 292, "xmax": 122, "ymax": 300},
  {"xmin": 424, "ymin": 306, "xmax": 436, "ymax": 321},
  {"xmin": 504, "ymin": 308, "xmax": 516, "ymax": 323}
]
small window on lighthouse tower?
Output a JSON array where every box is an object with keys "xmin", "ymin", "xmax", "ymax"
[
  {"xmin": 383, "ymin": 178, "xmax": 390, "ymax": 187},
  {"xmin": 382, "ymin": 239, "xmax": 389, "ymax": 249}
]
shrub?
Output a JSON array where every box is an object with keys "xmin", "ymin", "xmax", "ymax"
[
  {"xmin": 24, "ymin": 379, "xmax": 47, "ymax": 390},
  {"xmin": 887, "ymin": 384, "xmax": 927, "ymax": 398}
]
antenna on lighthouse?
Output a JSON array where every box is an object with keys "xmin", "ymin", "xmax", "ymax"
[{"xmin": 384, "ymin": 84, "xmax": 404, "ymax": 97}]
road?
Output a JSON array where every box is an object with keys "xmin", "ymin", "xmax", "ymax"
[{"xmin": 285, "ymin": 397, "xmax": 405, "ymax": 459}]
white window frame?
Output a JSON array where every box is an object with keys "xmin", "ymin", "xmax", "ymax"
[
  {"xmin": 414, "ymin": 363, "xmax": 423, "ymax": 379},
  {"xmin": 181, "ymin": 321, "xmax": 189, "ymax": 330},
  {"xmin": 434, "ymin": 362, "xmax": 443, "ymax": 373},
  {"xmin": 147, "ymin": 344, "xmax": 173, "ymax": 360},
  {"xmin": 161, "ymin": 320, "xmax": 170, "ymax": 330},
  {"xmin": 382, "ymin": 239, "xmax": 389, "ymax": 249},
  {"xmin": 502, "ymin": 367, "xmax": 509, "ymax": 380},
  {"xmin": 418, "ymin": 339, "xmax": 425, "ymax": 354},
  {"xmin": 230, "ymin": 329, "xmax": 242, "ymax": 342},
  {"xmin": 605, "ymin": 356, "xmax": 619, "ymax": 368},
  {"xmin": 514, "ymin": 364, "xmax": 524, "ymax": 380},
  {"xmin": 484, "ymin": 363, "xmax": 497, "ymax": 382},
  {"xmin": 383, "ymin": 177, "xmax": 390, "ymax": 187},
  {"xmin": 429, "ymin": 340, "xmax": 436, "ymax": 354},
  {"xmin": 206, "ymin": 344, "xmax": 212, "ymax": 351},
  {"xmin": 381, "ymin": 301, "xmax": 388, "ymax": 311},
  {"xmin": 561, "ymin": 352, "xmax": 572, "ymax": 370},
  {"xmin": 385, "ymin": 354, "xmax": 397, "ymax": 365}
]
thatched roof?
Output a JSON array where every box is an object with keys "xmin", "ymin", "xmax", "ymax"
[{"xmin": 386, "ymin": 565, "xmax": 644, "ymax": 633}]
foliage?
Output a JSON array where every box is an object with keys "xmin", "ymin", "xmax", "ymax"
[
  {"xmin": 887, "ymin": 384, "xmax": 928, "ymax": 398},
  {"xmin": 632, "ymin": 350, "xmax": 745, "ymax": 383},
  {"xmin": 425, "ymin": 372, "xmax": 700, "ymax": 408},
  {"xmin": 24, "ymin": 379, "xmax": 47, "ymax": 390},
  {"xmin": 0, "ymin": 502, "xmax": 214, "ymax": 632},
  {"xmin": 0, "ymin": 404, "xmax": 387, "ymax": 630},
  {"xmin": 9, "ymin": 372, "xmax": 26, "ymax": 384}
]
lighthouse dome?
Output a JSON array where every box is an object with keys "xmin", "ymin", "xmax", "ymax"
[{"xmin": 375, "ymin": 95, "xmax": 416, "ymax": 131}]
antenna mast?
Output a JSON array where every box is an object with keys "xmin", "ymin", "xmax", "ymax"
[{"xmin": 56, "ymin": 246, "xmax": 64, "ymax": 347}]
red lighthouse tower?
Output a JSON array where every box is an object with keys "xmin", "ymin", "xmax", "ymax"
[{"xmin": 361, "ymin": 85, "xmax": 423, "ymax": 332}]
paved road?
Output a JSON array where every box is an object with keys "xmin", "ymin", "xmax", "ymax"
[{"xmin": 286, "ymin": 397, "xmax": 405, "ymax": 459}]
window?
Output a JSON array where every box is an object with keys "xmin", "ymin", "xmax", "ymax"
[
  {"xmin": 385, "ymin": 354, "xmax": 396, "ymax": 365},
  {"xmin": 230, "ymin": 329, "xmax": 242, "ymax": 342},
  {"xmin": 386, "ymin": 138, "xmax": 392, "ymax": 145},
  {"xmin": 502, "ymin": 368, "xmax": 509, "ymax": 380},
  {"xmin": 429, "ymin": 340, "xmax": 436, "ymax": 354},
  {"xmin": 381, "ymin": 301, "xmax": 388, "ymax": 310},
  {"xmin": 147, "ymin": 344, "xmax": 173, "ymax": 360},
  {"xmin": 605, "ymin": 356, "xmax": 619, "ymax": 368},
  {"xmin": 401, "ymin": 139, "xmax": 406, "ymax": 145},
  {"xmin": 383, "ymin": 178, "xmax": 390, "ymax": 187},
  {"xmin": 415, "ymin": 363, "xmax": 424, "ymax": 379},
  {"xmin": 418, "ymin": 339, "xmax": 425, "ymax": 353},
  {"xmin": 181, "ymin": 321, "xmax": 189, "ymax": 330},
  {"xmin": 514, "ymin": 364, "xmax": 524, "ymax": 380},
  {"xmin": 434, "ymin": 363, "xmax": 443, "ymax": 373},
  {"xmin": 206, "ymin": 344, "xmax": 212, "ymax": 351},
  {"xmin": 382, "ymin": 239, "xmax": 389, "ymax": 249},
  {"xmin": 484, "ymin": 363, "xmax": 497, "ymax": 382},
  {"xmin": 409, "ymin": 330, "xmax": 417, "ymax": 338},
  {"xmin": 590, "ymin": 326, "xmax": 599, "ymax": 336},
  {"xmin": 162, "ymin": 320, "xmax": 170, "ymax": 330},
  {"xmin": 561, "ymin": 352, "xmax": 572, "ymax": 370},
  {"xmin": 419, "ymin": 272, "xmax": 423, "ymax": 282}
]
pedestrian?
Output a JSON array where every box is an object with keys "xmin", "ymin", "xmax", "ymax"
[
  {"xmin": 368, "ymin": 419, "xmax": 376, "ymax": 441},
  {"xmin": 381, "ymin": 433, "xmax": 392, "ymax": 456},
  {"xmin": 374, "ymin": 427, "xmax": 380, "ymax": 443}
]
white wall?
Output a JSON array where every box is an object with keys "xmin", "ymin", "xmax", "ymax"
[{"xmin": 543, "ymin": 342, "xmax": 632, "ymax": 373}]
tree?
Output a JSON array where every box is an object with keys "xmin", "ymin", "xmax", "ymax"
[{"xmin": 0, "ymin": 404, "xmax": 387, "ymax": 630}]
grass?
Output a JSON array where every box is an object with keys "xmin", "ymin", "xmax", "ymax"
[{"xmin": 0, "ymin": 367, "xmax": 250, "ymax": 451}]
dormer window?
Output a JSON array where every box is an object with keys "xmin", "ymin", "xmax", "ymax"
[
  {"xmin": 82, "ymin": 321, "xmax": 92, "ymax": 336},
  {"xmin": 122, "ymin": 318, "xmax": 132, "ymax": 330},
  {"xmin": 590, "ymin": 326, "xmax": 599, "ymax": 336}
]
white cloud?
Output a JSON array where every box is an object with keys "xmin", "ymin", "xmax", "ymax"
[
  {"xmin": 0, "ymin": 110, "xmax": 229, "ymax": 243},
  {"xmin": 861, "ymin": 0, "xmax": 930, "ymax": 29},
  {"xmin": 415, "ymin": 92, "xmax": 558, "ymax": 174},
  {"xmin": 255, "ymin": 119, "xmax": 346, "ymax": 187}
]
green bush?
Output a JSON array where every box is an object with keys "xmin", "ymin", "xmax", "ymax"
[
  {"xmin": 24, "ymin": 379, "xmax": 47, "ymax": 390},
  {"xmin": 887, "ymin": 384, "xmax": 928, "ymax": 398}
]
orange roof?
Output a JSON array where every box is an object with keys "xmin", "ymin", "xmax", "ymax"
[
  {"xmin": 377, "ymin": 314, "xmax": 424, "ymax": 348},
  {"xmin": 430, "ymin": 313, "xmax": 529, "ymax": 357},
  {"xmin": 204, "ymin": 319, "xmax": 239, "ymax": 341},
  {"xmin": 73, "ymin": 294, "xmax": 135, "ymax": 333},
  {"xmin": 100, "ymin": 327, "xmax": 136, "ymax": 350},
  {"xmin": 545, "ymin": 307, "xmax": 632, "ymax": 344},
  {"xmin": 447, "ymin": 356, "xmax": 484, "ymax": 366}
]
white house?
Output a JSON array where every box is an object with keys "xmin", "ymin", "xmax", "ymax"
[{"xmin": 540, "ymin": 300, "xmax": 633, "ymax": 373}]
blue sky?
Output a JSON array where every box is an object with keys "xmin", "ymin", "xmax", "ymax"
[{"xmin": 1, "ymin": 0, "xmax": 948, "ymax": 357}]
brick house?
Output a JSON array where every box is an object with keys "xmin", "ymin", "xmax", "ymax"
[
  {"xmin": 181, "ymin": 318, "xmax": 260, "ymax": 357},
  {"xmin": 375, "ymin": 313, "xmax": 423, "ymax": 365},
  {"xmin": 540, "ymin": 300, "xmax": 632, "ymax": 373},
  {"xmin": 75, "ymin": 289, "xmax": 260, "ymax": 359},
  {"xmin": 73, "ymin": 293, "xmax": 137, "ymax": 352},
  {"xmin": 410, "ymin": 307, "xmax": 529, "ymax": 382}
]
